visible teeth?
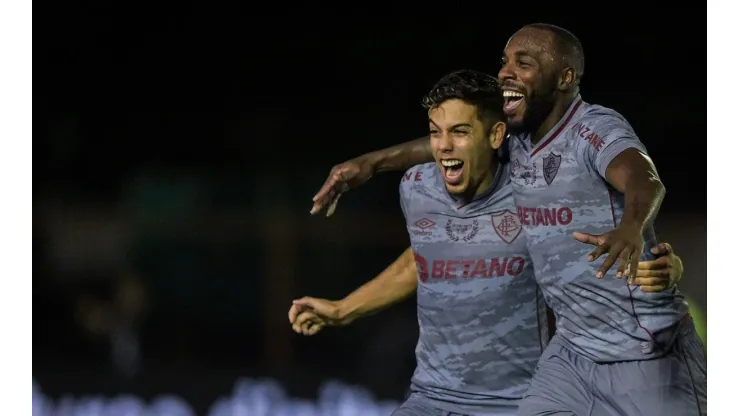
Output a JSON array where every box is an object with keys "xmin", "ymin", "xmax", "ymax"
[
  {"xmin": 503, "ymin": 90, "xmax": 524, "ymax": 98},
  {"xmin": 441, "ymin": 160, "xmax": 463, "ymax": 167}
]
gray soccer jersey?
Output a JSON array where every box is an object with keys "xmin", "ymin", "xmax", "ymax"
[
  {"xmin": 399, "ymin": 162, "xmax": 549, "ymax": 414},
  {"xmin": 508, "ymin": 95, "xmax": 688, "ymax": 362}
]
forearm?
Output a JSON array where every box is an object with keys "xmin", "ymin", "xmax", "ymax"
[
  {"xmin": 621, "ymin": 173, "xmax": 665, "ymax": 231},
  {"xmin": 365, "ymin": 137, "xmax": 433, "ymax": 174},
  {"xmin": 336, "ymin": 247, "xmax": 418, "ymax": 324},
  {"xmin": 605, "ymin": 149, "xmax": 666, "ymax": 231}
]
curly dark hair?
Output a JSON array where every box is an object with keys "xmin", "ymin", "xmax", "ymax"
[{"xmin": 421, "ymin": 69, "xmax": 505, "ymax": 129}]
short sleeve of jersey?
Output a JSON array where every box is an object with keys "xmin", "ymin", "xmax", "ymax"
[
  {"xmin": 575, "ymin": 108, "xmax": 649, "ymax": 179},
  {"xmin": 398, "ymin": 167, "xmax": 416, "ymax": 221},
  {"xmin": 399, "ymin": 179, "xmax": 409, "ymax": 221}
]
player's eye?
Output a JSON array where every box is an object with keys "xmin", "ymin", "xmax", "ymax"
[
  {"xmin": 429, "ymin": 129, "xmax": 440, "ymax": 136},
  {"xmin": 453, "ymin": 130, "xmax": 469, "ymax": 136},
  {"xmin": 517, "ymin": 61, "xmax": 530, "ymax": 68}
]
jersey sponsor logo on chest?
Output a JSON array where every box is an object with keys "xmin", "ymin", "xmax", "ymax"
[
  {"xmin": 516, "ymin": 206, "xmax": 573, "ymax": 227},
  {"xmin": 414, "ymin": 252, "xmax": 526, "ymax": 282}
]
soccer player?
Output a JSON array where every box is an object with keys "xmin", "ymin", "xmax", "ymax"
[
  {"xmin": 307, "ymin": 24, "xmax": 706, "ymax": 416},
  {"xmin": 291, "ymin": 70, "xmax": 686, "ymax": 416},
  {"xmin": 304, "ymin": 70, "xmax": 545, "ymax": 416}
]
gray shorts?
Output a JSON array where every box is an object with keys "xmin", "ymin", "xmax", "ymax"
[
  {"xmin": 518, "ymin": 318, "xmax": 707, "ymax": 416},
  {"xmin": 392, "ymin": 393, "xmax": 518, "ymax": 416}
]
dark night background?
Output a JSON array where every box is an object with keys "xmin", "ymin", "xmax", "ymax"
[{"xmin": 33, "ymin": 6, "xmax": 706, "ymax": 414}]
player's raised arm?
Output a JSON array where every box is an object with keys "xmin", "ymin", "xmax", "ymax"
[
  {"xmin": 311, "ymin": 137, "xmax": 433, "ymax": 216},
  {"xmin": 288, "ymin": 247, "xmax": 418, "ymax": 335}
]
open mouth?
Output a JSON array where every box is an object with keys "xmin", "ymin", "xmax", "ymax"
[
  {"xmin": 503, "ymin": 90, "xmax": 525, "ymax": 116},
  {"xmin": 441, "ymin": 159, "xmax": 464, "ymax": 185}
]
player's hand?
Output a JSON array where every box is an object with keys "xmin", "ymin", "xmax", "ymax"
[
  {"xmin": 311, "ymin": 156, "xmax": 376, "ymax": 217},
  {"xmin": 573, "ymin": 224, "xmax": 644, "ymax": 281},
  {"xmin": 288, "ymin": 296, "xmax": 346, "ymax": 336},
  {"xmin": 629, "ymin": 243, "xmax": 683, "ymax": 292}
]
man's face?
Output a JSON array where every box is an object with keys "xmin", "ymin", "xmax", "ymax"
[
  {"xmin": 428, "ymin": 99, "xmax": 500, "ymax": 198},
  {"xmin": 498, "ymin": 27, "xmax": 561, "ymax": 133}
]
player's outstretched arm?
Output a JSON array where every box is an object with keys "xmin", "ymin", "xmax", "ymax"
[
  {"xmin": 574, "ymin": 149, "xmax": 666, "ymax": 281},
  {"xmin": 310, "ymin": 137, "xmax": 433, "ymax": 216},
  {"xmin": 288, "ymin": 247, "xmax": 418, "ymax": 336}
]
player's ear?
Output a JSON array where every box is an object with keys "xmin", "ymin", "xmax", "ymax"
[
  {"xmin": 489, "ymin": 120, "xmax": 507, "ymax": 150},
  {"xmin": 558, "ymin": 67, "xmax": 576, "ymax": 91}
]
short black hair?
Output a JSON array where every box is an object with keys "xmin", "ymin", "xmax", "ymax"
[
  {"xmin": 525, "ymin": 23, "xmax": 585, "ymax": 81},
  {"xmin": 421, "ymin": 69, "xmax": 505, "ymax": 128}
]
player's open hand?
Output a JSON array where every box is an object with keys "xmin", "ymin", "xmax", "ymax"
[
  {"xmin": 573, "ymin": 224, "xmax": 644, "ymax": 281},
  {"xmin": 311, "ymin": 156, "xmax": 376, "ymax": 217},
  {"xmin": 288, "ymin": 296, "xmax": 346, "ymax": 336},
  {"xmin": 628, "ymin": 243, "xmax": 683, "ymax": 292}
]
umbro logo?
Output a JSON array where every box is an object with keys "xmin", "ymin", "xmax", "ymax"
[
  {"xmin": 414, "ymin": 218, "xmax": 435, "ymax": 229},
  {"xmin": 412, "ymin": 218, "xmax": 436, "ymax": 236}
]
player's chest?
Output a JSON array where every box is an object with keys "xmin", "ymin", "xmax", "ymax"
[
  {"xmin": 406, "ymin": 212, "xmax": 529, "ymax": 287},
  {"xmin": 509, "ymin": 140, "xmax": 582, "ymax": 191},
  {"xmin": 404, "ymin": 206, "xmax": 524, "ymax": 249},
  {"xmin": 412, "ymin": 237, "xmax": 533, "ymax": 299},
  {"xmin": 510, "ymin": 143, "xmax": 607, "ymax": 221}
]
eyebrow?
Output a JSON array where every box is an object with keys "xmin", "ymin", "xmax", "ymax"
[
  {"xmin": 503, "ymin": 49, "xmax": 536, "ymax": 58},
  {"xmin": 428, "ymin": 120, "xmax": 474, "ymax": 129}
]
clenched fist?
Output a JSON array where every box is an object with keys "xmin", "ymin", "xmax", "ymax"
[{"xmin": 288, "ymin": 297, "xmax": 349, "ymax": 336}]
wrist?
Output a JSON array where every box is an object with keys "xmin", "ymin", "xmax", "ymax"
[
  {"xmin": 361, "ymin": 151, "xmax": 385, "ymax": 174},
  {"xmin": 334, "ymin": 299, "xmax": 358, "ymax": 325},
  {"xmin": 618, "ymin": 220, "xmax": 645, "ymax": 234}
]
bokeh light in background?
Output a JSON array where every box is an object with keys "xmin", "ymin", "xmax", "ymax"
[{"xmin": 34, "ymin": 8, "xmax": 706, "ymax": 415}]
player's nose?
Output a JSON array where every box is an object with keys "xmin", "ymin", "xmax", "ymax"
[
  {"xmin": 438, "ymin": 133, "xmax": 454, "ymax": 152},
  {"xmin": 498, "ymin": 62, "xmax": 515, "ymax": 83}
]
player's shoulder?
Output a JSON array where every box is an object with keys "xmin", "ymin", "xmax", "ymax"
[
  {"xmin": 572, "ymin": 101, "xmax": 636, "ymax": 136},
  {"xmin": 399, "ymin": 163, "xmax": 438, "ymax": 197},
  {"xmin": 400, "ymin": 163, "xmax": 438, "ymax": 187}
]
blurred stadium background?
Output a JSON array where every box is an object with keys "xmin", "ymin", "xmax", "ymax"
[{"xmin": 34, "ymin": 8, "xmax": 705, "ymax": 415}]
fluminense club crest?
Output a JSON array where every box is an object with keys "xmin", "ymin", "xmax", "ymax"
[
  {"xmin": 490, "ymin": 209, "xmax": 522, "ymax": 244},
  {"xmin": 543, "ymin": 152, "xmax": 562, "ymax": 185}
]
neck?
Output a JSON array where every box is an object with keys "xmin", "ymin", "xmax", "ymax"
[
  {"xmin": 532, "ymin": 90, "xmax": 579, "ymax": 145},
  {"xmin": 460, "ymin": 158, "xmax": 500, "ymax": 202}
]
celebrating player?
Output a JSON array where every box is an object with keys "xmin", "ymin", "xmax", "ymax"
[
  {"xmin": 291, "ymin": 70, "xmax": 687, "ymax": 415},
  {"xmin": 307, "ymin": 24, "xmax": 706, "ymax": 416}
]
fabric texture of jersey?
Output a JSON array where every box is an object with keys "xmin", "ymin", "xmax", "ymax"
[
  {"xmin": 399, "ymin": 162, "xmax": 548, "ymax": 414},
  {"xmin": 508, "ymin": 95, "xmax": 689, "ymax": 362}
]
